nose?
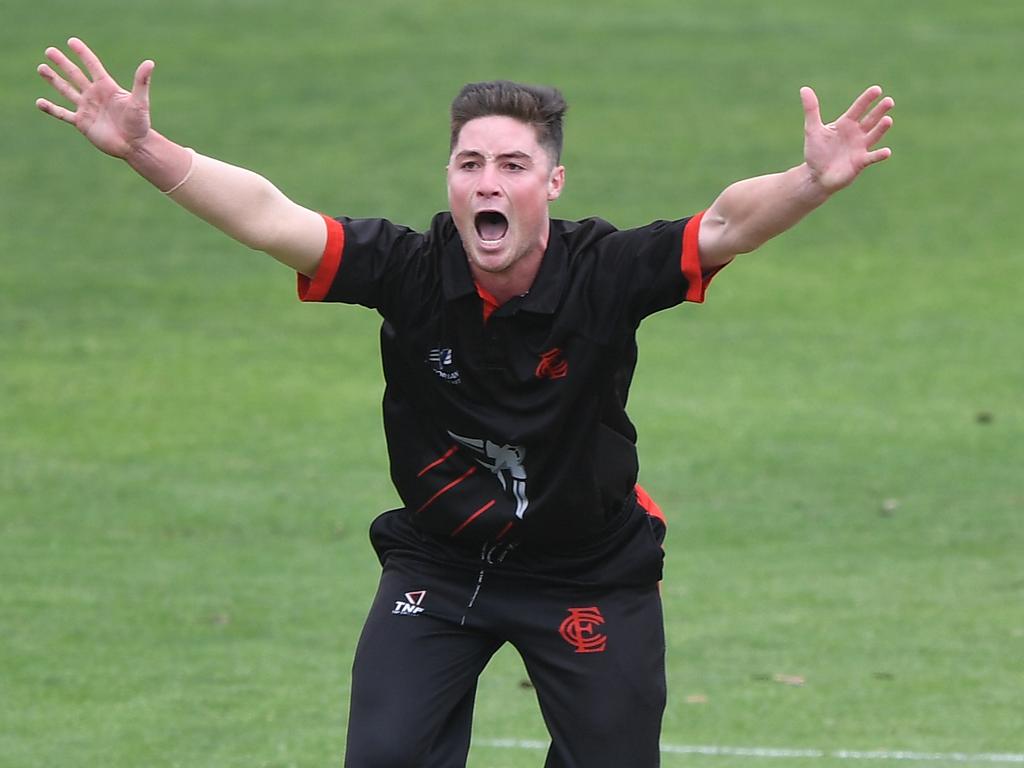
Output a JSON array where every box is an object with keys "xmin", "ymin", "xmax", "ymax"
[{"xmin": 476, "ymin": 162, "xmax": 502, "ymax": 197}]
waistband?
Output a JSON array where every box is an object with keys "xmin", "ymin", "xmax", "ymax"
[{"xmin": 368, "ymin": 490, "xmax": 665, "ymax": 588}]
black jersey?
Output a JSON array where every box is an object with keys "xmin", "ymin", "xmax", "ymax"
[{"xmin": 299, "ymin": 210, "xmax": 722, "ymax": 550}]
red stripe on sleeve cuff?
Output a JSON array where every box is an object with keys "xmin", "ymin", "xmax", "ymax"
[
  {"xmin": 681, "ymin": 210, "xmax": 707, "ymax": 303},
  {"xmin": 297, "ymin": 214, "xmax": 345, "ymax": 302},
  {"xmin": 681, "ymin": 210, "xmax": 732, "ymax": 303}
]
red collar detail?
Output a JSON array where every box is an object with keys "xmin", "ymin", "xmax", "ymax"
[{"xmin": 475, "ymin": 282, "xmax": 501, "ymax": 323}]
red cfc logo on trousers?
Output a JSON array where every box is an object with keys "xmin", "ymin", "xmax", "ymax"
[{"xmin": 559, "ymin": 606, "xmax": 607, "ymax": 653}]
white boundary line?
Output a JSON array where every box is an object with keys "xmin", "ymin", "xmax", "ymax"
[{"xmin": 476, "ymin": 738, "xmax": 1024, "ymax": 764}]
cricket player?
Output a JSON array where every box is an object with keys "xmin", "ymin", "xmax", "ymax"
[{"xmin": 36, "ymin": 37, "xmax": 893, "ymax": 767}]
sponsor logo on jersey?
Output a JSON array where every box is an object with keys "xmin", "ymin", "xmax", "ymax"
[
  {"xmin": 535, "ymin": 347, "xmax": 569, "ymax": 380},
  {"xmin": 559, "ymin": 606, "xmax": 607, "ymax": 653},
  {"xmin": 392, "ymin": 590, "xmax": 427, "ymax": 616},
  {"xmin": 426, "ymin": 348, "xmax": 461, "ymax": 384}
]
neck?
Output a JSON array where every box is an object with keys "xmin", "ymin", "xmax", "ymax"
[{"xmin": 470, "ymin": 245, "xmax": 545, "ymax": 305}]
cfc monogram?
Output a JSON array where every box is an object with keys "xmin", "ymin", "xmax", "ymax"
[{"xmin": 558, "ymin": 606, "xmax": 607, "ymax": 653}]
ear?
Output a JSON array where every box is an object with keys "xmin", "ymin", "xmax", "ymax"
[{"xmin": 547, "ymin": 165, "xmax": 565, "ymax": 201}]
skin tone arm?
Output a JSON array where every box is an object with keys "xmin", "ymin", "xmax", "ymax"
[
  {"xmin": 698, "ymin": 85, "xmax": 895, "ymax": 269},
  {"xmin": 36, "ymin": 38, "xmax": 326, "ymax": 278}
]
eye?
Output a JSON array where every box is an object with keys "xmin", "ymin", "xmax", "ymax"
[
  {"xmin": 460, "ymin": 160, "xmax": 480, "ymax": 171},
  {"xmin": 504, "ymin": 162, "xmax": 526, "ymax": 172}
]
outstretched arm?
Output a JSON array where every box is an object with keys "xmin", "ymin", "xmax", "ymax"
[
  {"xmin": 698, "ymin": 85, "xmax": 894, "ymax": 269},
  {"xmin": 36, "ymin": 38, "xmax": 326, "ymax": 277}
]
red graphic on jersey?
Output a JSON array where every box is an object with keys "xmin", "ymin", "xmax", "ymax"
[
  {"xmin": 535, "ymin": 348, "xmax": 569, "ymax": 380},
  {"xmin": 559, "ymin": 606, "xmax": 607, "ymax": 653}
]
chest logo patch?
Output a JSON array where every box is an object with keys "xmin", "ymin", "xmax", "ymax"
[
  {"xmin": 535, "ymin": 347, "xmax": 569, "ymax": 380},
  {"xmin": 426, "ymin": 347, "xmax": 461, "ymax": 384}
]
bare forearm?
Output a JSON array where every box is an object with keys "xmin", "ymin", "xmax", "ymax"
[
  {"xmin": 124, "ymin": 131, "xmax": 325, "ymax": 276},
  {"xmin": 121, "ymin": 129, "xmax": 192, "ymax": 191},
  {"xmin": 36, "ymin": 39, "xmax": 326, "ymax": 276},
  {"xmin": 698, "ymin": 86, "xmax": 894, "ymax": 269},
  {"xmin": 701, "ymin": 163, "xmax": 830, "ymax": 260}
]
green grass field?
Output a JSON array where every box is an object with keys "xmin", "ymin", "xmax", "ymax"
[{"xmin": 2, "ymin": 1, "xmax": 1022, "ymax": 766}]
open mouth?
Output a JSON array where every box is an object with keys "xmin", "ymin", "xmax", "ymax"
[{"xmin": 474, "ymin": 211, "xmax": 509, "ymax": 242}]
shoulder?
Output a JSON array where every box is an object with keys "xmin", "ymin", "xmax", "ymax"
[
  {"xmin": 554, "ymin": 216, "xmax": 688, "ymax": 248},
  {"xmin": 554, "ymin": 216, "xmax": 690, "ymax": 263},
  {"xmin": 330, "ymin": 213, "xmax": 462, "ymax": 271},
  {"xmin": 339, "ymin": 215, "xmax": 433, "ymax": 248},
  {"xmin": 552, "ymin": 217, "xmax": 621, "ymax": 260},
  {"xmin": 427, "ymin": 211, "xmax": 458, "ymax": 242},
  {"xmin": 553, "ymin": 216, "xmax": 618, "ymax": 241}
]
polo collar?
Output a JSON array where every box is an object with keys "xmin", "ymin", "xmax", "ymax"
[
  {"xmin": 518, "ymin": 220, "xmax": 567, "ymax": 315},
  {"xmin": 438, "ymin": 213, "xmax": 476, "ymax": 301},
  {"xmin": 438, "ymin": 214, "xmax": 568, "ymax": 315}
]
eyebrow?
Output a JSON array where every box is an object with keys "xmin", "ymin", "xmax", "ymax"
[{"xmin": 455, "ymin": 149, "xmax": 534, "ymax": 163}]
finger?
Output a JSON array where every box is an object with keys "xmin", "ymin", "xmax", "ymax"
[
  {"xmin": 860, "ymin": 95, "xmax": 894, "ymax": 132},
  {"xmin": 131, "ymin": 60, "xmax": 155, "ymax": 106},
  {"xmin": 45, "ymin": 45, "xmax": 91, "ymax": 91},
  {"xmin": 37, "ymin": 62, "xmax": 81, "ymax": 105},
  {"xmin": 36, "ymin": 97, "xmax": 77, "ymax": 125},
  {"xmin": 865, "ymin": 114, "xmax": 894, "ymax": 147},
  {"xmin": 864, "ymin": 147, "xmax": 892, "ymax": 166},
  {"xmin": 67, "ymin": 37, "xmax": 111, "ymax": 82},
  {"xmin": 842, "ymin": 85, "xmax": 884, "ymax": 123},
  {"xmin": 800, "ymin": 86, "xmax": 822, "ymax": 130}
]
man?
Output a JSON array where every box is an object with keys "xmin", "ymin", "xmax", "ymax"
[{"xmin": 36, "ymin": 38, "xmax": 893, "ymax": 767}]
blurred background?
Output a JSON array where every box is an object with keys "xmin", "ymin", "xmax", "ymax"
[{"xmin": 2, "ymin": 1, "xmax": 1021, "ymax": 766}]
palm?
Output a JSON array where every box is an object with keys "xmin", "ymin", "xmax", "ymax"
[
  {"xmin": 76, "ymin": 77, "xmax": 150, "ymax": 157},
  {"xmin": 801, "ymin": 86, "xmax": 893, "ymax": 194},
  {"xmin": 37, "ymin": 38, "xmax": 154, "ymax": 159}
]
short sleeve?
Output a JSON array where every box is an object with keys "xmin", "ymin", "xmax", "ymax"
[
  {"xmin": 296, "ymin": 215, "xmax": 426, "ymax": 316},
  {"xmin": 297, "ymin": 214, "xmax": 346, "ymax": 302},
  {"xmin": 598, "ymin": 210, "xmax": 729, "ymax": 322}
]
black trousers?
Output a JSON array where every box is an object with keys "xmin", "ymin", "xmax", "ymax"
[{"xmin": 343, "ymin": 533, "xmax": 666, "ymax": 768}]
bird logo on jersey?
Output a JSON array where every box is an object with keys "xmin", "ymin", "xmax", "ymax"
[{"xmin": 447, "ymin": 431, "xmax": 529, "ymax": 519}]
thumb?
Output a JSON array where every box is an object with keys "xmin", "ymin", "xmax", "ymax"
[
  {"xmin": 800, "ymin": 86, "xmax": 821, "ymax": 130},
  {"xmin": 132, "ymin": 59, "xmax": 155, "ymax": 105}
]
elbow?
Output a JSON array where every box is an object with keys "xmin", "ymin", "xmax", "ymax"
[{"xmin": 727, "ymin": 230, "xmax": 765, "ymax": 256}]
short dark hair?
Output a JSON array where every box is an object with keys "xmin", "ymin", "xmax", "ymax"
[{"xmin": 450, "ymin": 80, "xmax": 568, "ymax": 165}]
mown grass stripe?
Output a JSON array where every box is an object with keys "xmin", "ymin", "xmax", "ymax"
[{"xmin": 477, "ymin": 738, "xmax": 1024, "ymax": 763}]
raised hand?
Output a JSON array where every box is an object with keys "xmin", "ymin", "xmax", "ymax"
[
  {"xmin": 801, "ymin": 85, "xmax": 894, "ymax": 194},
  {"xmin": 36, "ymin": 38, "xmax": 155, "ymax": 159}
]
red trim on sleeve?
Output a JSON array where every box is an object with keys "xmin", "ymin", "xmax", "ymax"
[
  {"xmin": 681, "ymin": 211, "xmax": 707, "ymax": 303},
  {"xmin": 297, "ymin": 214, "xmax": 345, "ymax": 302},
  {"xmin": 680, "ymin": 210, "xmax": 730, "ymax": 304},
  {"xmin": 634, "ymin": 483, "xmax": 666, "ymax": 528}
]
